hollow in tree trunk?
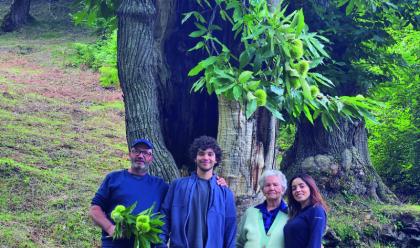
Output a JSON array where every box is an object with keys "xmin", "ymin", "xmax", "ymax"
[
  {"xmin": 1, "ymin": 0, "xmax": 32, "ymax": 32},
  {"xmin": 282, "ymin": 118, "xmax": 399, "ymax": 203}
]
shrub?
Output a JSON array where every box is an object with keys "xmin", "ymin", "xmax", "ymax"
[
  {"xmin": 329, "ymin": 216, "xmax": 361, "ymax": 243},
  {"xmin": 99, "ymin": 66, "xmax": 119, "ymax": 88},
  {"xmin": 69, "ymin": 30, "xmax": 119, "ymax": 88}
]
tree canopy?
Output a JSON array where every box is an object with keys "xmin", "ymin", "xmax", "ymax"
[{"xmin": 185, "ymin": 0, "xmax": 382, "ymax": 130}]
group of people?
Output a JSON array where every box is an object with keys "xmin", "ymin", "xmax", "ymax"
[{"xmin": 89, "ymin": 136, "xmax": 328, "ymax": 248}]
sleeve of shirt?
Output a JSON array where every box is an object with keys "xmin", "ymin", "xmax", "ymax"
[
  {"xmin": 157, "ymin": 181, "xmax": 176, "ymax": 248},
  {"xmin": 158, "ymin": 182, "xmax": 169, "ymax": 210},
  {"xmin": 223, "ymin": 189, "xmax": 237, "ymax": 248},
  {"xmin": 91, "ymin": 174, "xmax": 111, "ymax": 210},
  {"xmin": 307, "ymin": 206, "xmax": 327, "ymax": 248}
]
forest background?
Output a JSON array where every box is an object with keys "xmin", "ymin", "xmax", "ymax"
[{"xmin": 0, "ymin": 0, "xmax": 418, "ymax": 247}]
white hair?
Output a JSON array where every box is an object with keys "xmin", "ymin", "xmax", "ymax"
[{"xmin": 258, "ymin": 169, "xmax": 288, "ymax": 193}]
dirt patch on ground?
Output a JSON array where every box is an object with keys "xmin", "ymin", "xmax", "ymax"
[
  {"xmin": 0, "ymin": 50, "xmax": 122, "ymax": 102},
  {"xmin": 0, "ymin": 0, "xmax": 121, "ymax": 103}
]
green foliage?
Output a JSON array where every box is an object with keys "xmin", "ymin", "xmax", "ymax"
[
  {"xmin": 366, "ymin": 26, "xmax": 419, "ymax": 201},
  {"xmin": 186, "ymin": 0, "xmax": 380, "ymax": 130},
  {"xmin": 111, "ymin": 203, "xmax": 165, "ymax": 248},
  {"xmin": 299, "ymin": 0, "xmax": 418, "ymax": 97},
  {"xmin": 99, "ymin": 66, "xmax": 119, "ymax": 88},
  {"xmin": 329, "ymin": 215, "xmax": 361, "ymax": 242},
  {"xmin": 334, "ymin": 0, "xmax": 419, "ymax": 26},
  {"xmin": 70, "ymin": 42, "xmax": 96, "ymax": 67},
  {"xmin": 70, "ymin": 30, "xmax": 119, "ymax": 88},
  {"xmin": 72, "ymin": 0, "xmax": 120, "ymax": 31}
]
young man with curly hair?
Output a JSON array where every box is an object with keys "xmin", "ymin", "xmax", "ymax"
[{"xmin": 159, "ymin": 136, "xmax": 237, "ymax": 248}]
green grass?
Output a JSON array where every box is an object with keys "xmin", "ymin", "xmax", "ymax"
[
  {"xmin": 0, "ymin": 52, "xmax": 125, "ymax": 246},
  {"xmin": 371, "ymin": 203, "xmax": 420, "ymax": 215},
  {"xmin": 0, "ymin": 86, "xmax": 123, "ymax": 246},
  {"xmin": 88, "ymin": 101, "xmax": 124, "ymax": 111}
]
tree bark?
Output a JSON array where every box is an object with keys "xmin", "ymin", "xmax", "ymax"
[
  {"xmin": 216, "ymin": 97, "xmax": 279, "ymax": 214},
  {"xmin": 282, "ymin": 118, "xmax": 399, "ymax": 203},
  {"xmin": 117, "ymin": 0, "xmax": 179, "ymax": 182},
  {"xmin": 1, "ymin": 0, "xmax": 32, "ymax": 32}
]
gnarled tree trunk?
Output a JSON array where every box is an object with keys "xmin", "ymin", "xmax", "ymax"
[
  {"xmin": 117, "ymin": 0, "xmax": 179, "ymax": 182},
  {"xmin": 1, "ymin": 0, "xmax": 32, "ymax": 32},
  {"xmin": 282, "ymin": 117, "xmax": 399, "ymax": 203}
]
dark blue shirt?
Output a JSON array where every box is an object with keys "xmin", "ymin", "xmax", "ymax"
[
  {"xmin": 187, "ymin": 177, "xmax": 210, "ymax": 248},
  {"xmin": 91, "ymin": 170, "xmax": 168, "ymax": 248},
  {"xmin": 255, "ymin": 200, "xmax": 288, "ymax": 233},
  {"xmin": 283, "ymin": 204, "xmax": 327, "ymax": 248}
]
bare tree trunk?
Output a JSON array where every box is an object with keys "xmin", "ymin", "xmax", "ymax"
[
  {"xmin": 117, "ymin": 0, "xmax": 179, "ymax": 182},
  {"xmin": 282, "ymin": 118, "xmax": 399, "ymax": 203},
  {"xmin": 216, "ymin": 97, "xmax": 278, "ymax": 214},
  {"xmin": 1, "ymin": 0, "xmax": 32, "ymax": 32}
]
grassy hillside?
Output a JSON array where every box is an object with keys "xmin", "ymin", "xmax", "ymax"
[
  {"xmin": 0, "ymin": 1, "xmax": 418, "ymax": 248},
  {"xmin": 0, "ymin": 1, "xmax": 127, "ymax": 247}
]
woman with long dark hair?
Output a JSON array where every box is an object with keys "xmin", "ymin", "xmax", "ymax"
[{"xmin": 283, "ymin": 174, "xmax": 329, "ymax": 248}]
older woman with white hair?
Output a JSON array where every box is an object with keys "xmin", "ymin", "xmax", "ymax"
[{"xmin": 237, "ymin": 170, "xmax": 288, "ymax": 248}]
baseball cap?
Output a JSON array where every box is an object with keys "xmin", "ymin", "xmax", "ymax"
[{"xmin": 131, "ymin": 138, "xmax": 154, "ymax": 149}]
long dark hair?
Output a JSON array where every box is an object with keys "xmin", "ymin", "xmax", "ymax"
[{"xmin": 287, "ymin": 174, "xmax": 329, "ymax": 218}]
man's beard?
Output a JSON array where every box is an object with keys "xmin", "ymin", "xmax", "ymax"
[
  {"xmin": 131, "ymin": 160, "xmax": 149, "ymax": 173},
  {"xmin": 197, "ymin": 163, "xmax": 214, "ymax": 173}
]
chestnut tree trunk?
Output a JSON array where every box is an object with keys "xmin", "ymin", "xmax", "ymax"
[
  {"xmin": 117, "ymin": 0, "xmax": 180, "ymax": 181},
  {"xmin": 216, "ymin": 97, "xmax": 279, "ymax": 213},
  {"xmin": 282, "ymin": 118, "xmax": 399, "ymax": 203}
]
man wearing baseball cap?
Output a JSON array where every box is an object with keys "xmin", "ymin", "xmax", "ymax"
[{"xmin": 89, "ymin": 138, "xmax": 169, "ymax": 247}]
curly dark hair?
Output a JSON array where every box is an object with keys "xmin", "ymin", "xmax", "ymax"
[{"xmin": 189, "ymin": 136, "xmax": 223, "ymax": 167}]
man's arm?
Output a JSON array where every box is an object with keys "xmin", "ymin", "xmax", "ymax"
[
  {"xmin": 89, "ymin": 205, "xmax": 115, "ymax": 236},
  {"xmin": 156, "ymin": 181, "xmax": 177, "ymax": 248}
]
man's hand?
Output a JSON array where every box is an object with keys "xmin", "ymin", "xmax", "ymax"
[
  {"xmin": 216, "ymin": 176, "xmax": 228, "ymax": 187},
  {"xmin": 106, "ymin": 224, "xmax": 115, "ymax": 237},
  {"xmin": 89, "ymin": 205, "xmax": 116, "ymax": 238}
]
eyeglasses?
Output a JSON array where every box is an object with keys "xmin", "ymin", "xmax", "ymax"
[{"xmin": 131, "ymin": 149, "xmax": 152, "ymax": 157}]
